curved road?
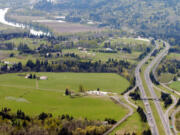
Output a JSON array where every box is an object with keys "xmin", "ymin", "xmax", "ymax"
[
  {"xmin": 144, "ymin": 41, "xmax": 172, "ymax": 135},
  {"xmin": 135, "ymin": 43, "xmax": 159, "ymax": 135},
  {"xmin": 103, "ymin": 96, "xmax": 134, "ymax": 135}
]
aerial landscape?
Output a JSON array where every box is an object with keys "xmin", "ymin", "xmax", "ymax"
[{"xmin": 0, "ymin": 0, "xmax": 179, "ymax": 135}]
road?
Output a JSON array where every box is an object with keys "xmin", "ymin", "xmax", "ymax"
[
  {"xmin": 103, "ymin": 96, "xmax": 134, "ymax": 135},
  {"xmin": 124, "ymin": 86, "xmax": 138, "ymax": 109},
  {"xmin": 135, "ymin": 44, "xmax": 159, "ymax": 135},
  {"xmin": 144, "ymin": 42, "xmax": 173, "ymax": 135},
  {"xmin": 153, "ymin": 84, "xmax": 178, "ymax": 133}
]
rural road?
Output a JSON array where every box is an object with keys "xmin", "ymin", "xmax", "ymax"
[
  {"xmin": 161, "ymin": 83, "xmax": 180, "ymax": 96},
  {"xmin": 135, "ymin": 43, "xmax": 159, "ymax": 135},
  {"xmin": 103, "ymin": 96, "xmax": 134, "ymax": 135}
]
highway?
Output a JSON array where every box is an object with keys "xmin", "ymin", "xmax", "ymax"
[
  {"xmin": 144, "ymin": 42, "xmax": 173, "ymax": 135},
  {"xmin": 135, "ymin": 43, "xmax": 159, "ymax": 135}
]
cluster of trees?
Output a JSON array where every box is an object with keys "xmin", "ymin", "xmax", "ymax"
[
  {"xmin": 0, "ymin": 58, "xmax": 132, "ymax": 78},
  {"xmin": 157, "ymin": 59, "xmax": 180, "ymax": 76},
  {"xmin": 138, "ymin": 47, "xmax": 151, "ymax": 60},
  {"xmin": 151, "ymin": 49, "xmax": 159, "ymax": 57},
  {"xmin": 137, "ymin": 107, "xmax": 147, "ymax": 122},
  {"xmin": 34, "ymin": 0, "xmax": 180, "ymax": 46},
  {"xmin": 0, "ymin": 42, "xmax": 14, "ymax": 50},
  {"xmin": 0, "ymin": 107, "xmax": 111, "ymax": 135},
  {"xmin": 129, "ymin": 87, "xmax": 141, "ymax": 100},
  {"xmin": 27, "ymin": 74, "xmax": 37, "ymax": 79},
  {"xmin": 176, "ymin": 98, "xmax": 180, "ymax": 107},
  {"xmin": 161, "ymin": 92, "xmax": 172, "ymax": 108},
  {"xmin": 150, "ymin": 72, "xmax": 159, "ymax": 85}
]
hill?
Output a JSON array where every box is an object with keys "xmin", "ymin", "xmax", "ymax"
[{"xmin": 34, "ymin": 0, "xmax": 180, "ymax": 44}]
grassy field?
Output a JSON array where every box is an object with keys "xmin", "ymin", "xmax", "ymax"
[
  {"xmin": 175, "ymin": 111, "xmax": 180, "ymax": 132},
  {"xmin": 169, "ymin": 81, "xmax": 180, "ymax": 91},
  {"xmin": 2, "ymin": 37, "xmax": 51, "ymax": 49},
  {"xmin": 0, "ymin": 73, "xmax": 130, "ymax": 93},
  {"xmin": 110, "ymin": 112, "xmax": 149, "ymax": 135},
  {"xmin": 0, "ymin": 72, "xmax": 130, "ymax": 120},
  {"xmin": 63, "ymin": 49, "xmax": 140, "ymax": 63},
  {"xmin": 167, "ymin": 53, "xmax": 180, "ymax": 61},
  {"xmin": 0, "ymin": 86, "xmax": 128, "ymax": 120},
  {"xmin": 158, "ymin": 73, "xmax": 174, "ymax": 83}
]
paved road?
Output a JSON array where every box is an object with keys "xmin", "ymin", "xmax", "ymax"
[
  {"xmin": 124, "ymin": 86, "xmax": 138, "ymax": 109},
  {"xmin": 144, "ymin": 42, "xmax": 172, "ymax": 135},
  {"xmin": 135, "ymin": 44, "xmax": 159, "ymax": 135},
  {"xmin": 103, "ymin": 96, "xmax": 134, "ymax": 135},
  {"xmin": 161, "ymin": 83, "xmax": 180, "ymax": 96},
  {"xmin": 153, "ymin": 84, "xmax": 178, "ymax": 134}
]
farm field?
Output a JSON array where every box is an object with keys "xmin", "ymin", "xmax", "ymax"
[
  {"xmin": 63, "ymin": 49, "xmax": 141, "ymax": 63},
  {"xmin": 0, "ymin": 72, "xmax": 130, "ymax": 120},
  {"xmin": 0, "ymin": 85, "xmax": 128, "ymax": 120},
  {"xmin": 169, "ymin": 81, "xmax": 180, "ymax": 91},
  {"xmin": 40, "ymin": 22, "xmax": 103, "ymax": 34},
  {"xmin": 0, "ymin": 72, "xmax": 130, "ymax": 93}
]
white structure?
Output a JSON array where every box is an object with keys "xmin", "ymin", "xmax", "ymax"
[
  {"xmin": 87, "ymin": 91, "xmax": 109, "ymax": 96},
  {"xmin": 105, "ymin": 48, "xmax": 113, "ymax": 51},
  {"xmin": 40, "ymin": 76, "xmax": 48, "ymax": 80}
]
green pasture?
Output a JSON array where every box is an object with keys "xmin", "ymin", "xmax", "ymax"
[
  {"xmin": 0, "ymin": 72, "xmax": 130, "ymax": 93},
  {"xmin": 63, "ymin": 49, "xmax": 140, "ymax": 63},
  {"xmin": 0, "ymin": 73, "xmax": 129, "ymax": 120},
  {"xmin": 169, "ymin": 81, "xmax": 180, "ymax": 91},
  {"xmin": 0, "ymin": 85, "xmax": 128, "ymax": 120}
]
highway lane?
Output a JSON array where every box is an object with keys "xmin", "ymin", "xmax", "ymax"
[
  {"xmin": 144, "ymin": 42, "xmax": 172, "ymax": 135},
  {"xmin": 135, "ymin": 43, "xmax": 159, "ymax": 135}
]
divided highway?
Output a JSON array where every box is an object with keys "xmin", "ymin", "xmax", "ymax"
[
  {"xmin": 135, "ymin": 44, "xmax": 159, "ymax": 135},
  {"xmin": 144, "ymin": 42, "xmax": 172, "ymax": 135}
]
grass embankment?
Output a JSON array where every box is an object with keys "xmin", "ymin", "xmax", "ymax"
[
  {"xmin": 175, "ymin": 111, "xmax": 180, "ymax": 132},
  {"xmin": 0, "ymin": 73, "xmax": 129, "ymax": 120}
]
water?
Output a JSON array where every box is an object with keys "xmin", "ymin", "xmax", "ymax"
[{"xmin": 0, "ymin": 8, "xmax": 50, "ymax": 36}]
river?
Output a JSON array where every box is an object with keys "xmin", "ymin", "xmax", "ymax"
[{"xmin": 0, "ymin": 8, "xmax": 50, "ymax": 36}]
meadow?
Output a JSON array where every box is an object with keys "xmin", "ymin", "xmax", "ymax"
[
  {"xmin": 0, "ymin": 72, "xmax": 129, "ymax": 120},
  {"xmin": 0, "ymin": 72, "xmax": 130, "ymax": 93},
  {"xmin": 169, "ymin": 81, "xmax": 180, "ymax": 91}
]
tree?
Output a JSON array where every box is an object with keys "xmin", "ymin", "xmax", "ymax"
[
  {"xmin": 26, "ymin": 60, "xmax": 34, "ymax": 69},
  {"xmin": 65, "ymin": 88, "xmax": 71, "ymax": 96},
  {"xmin": 79, "ymin": 85, "xmax": 85, "ymax": 92},
  {"xmin": 9, "ymin": 53, "xmax": 14, "ymax": 57}
]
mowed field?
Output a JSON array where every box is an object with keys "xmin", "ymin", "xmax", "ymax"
[
  {"xmin": 0, "ymin": 73, "xmax": 129, "ymax": 120},
  {"xmin": 169, "ymin": 81, "xmax": 180, "ymax": 91}
]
